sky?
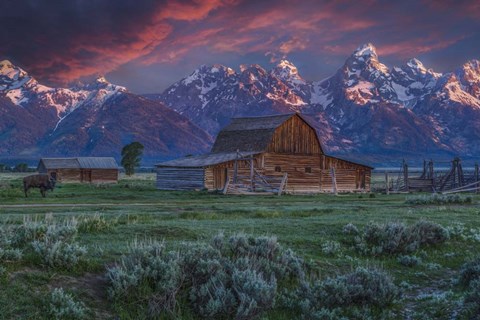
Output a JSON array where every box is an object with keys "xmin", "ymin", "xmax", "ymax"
[{"xmin": 1, "ymin": 0, "xmax": 479, "ymax": 93}]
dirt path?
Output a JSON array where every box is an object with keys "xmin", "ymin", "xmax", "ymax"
[{"xmin": 0, "ymin": 202, "xmax": 161, "ymax": 208}]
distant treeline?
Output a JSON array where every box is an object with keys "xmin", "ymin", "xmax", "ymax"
[{"xmin": 0, "ymin": 163, "xmax": 36, "ymax": 172}]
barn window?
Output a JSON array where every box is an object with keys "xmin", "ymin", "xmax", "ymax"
[
  {"xmin": 305, "ymin": 167, "xmax": 312, "ymax": 173},
  {"xmin": 275, "ymin": 166, "xmax": 281, "ymax": 172}
]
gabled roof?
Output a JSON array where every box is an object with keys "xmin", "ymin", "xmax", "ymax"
[
  {"xmin": 211, "ymin": 113, "xmax": 318, "ymax": 153},
  {"xmin": 39, "ymin": 157, "xmax": 119, "ymax": 170},
  {"xmin": 156, "ymin": 151, "xmax": 259, "ymax": 168}
]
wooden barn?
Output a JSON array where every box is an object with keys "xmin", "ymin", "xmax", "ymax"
[
  {"xmin": 156, "ymin": 114, "xmax": 372, "ymax": 194},
  {"xmin": 37, "ymin": 157, "xmax": 119, "ymax": 183}
]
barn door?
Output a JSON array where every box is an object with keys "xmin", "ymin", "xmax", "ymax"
[
  {"xmin": 86, "ymin": 170, "xmax": 92, "ymax": 182},
  {"xmin": 356, "ymin": 170, "xmax": 366, "ymax": 190},
  {"xmin": 213, "ymin": 167, "xmax": 227, "ymax": 190},
  {"xmin": 81, "ymin": 170, "xmax": 92, "ymax": 183}
]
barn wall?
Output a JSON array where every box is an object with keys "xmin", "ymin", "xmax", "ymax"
[
  {"xmin": 205, "ymin": 158, "xmax": 259, "ymax": 190},
  {"xmin": 320, "ymin": 156, "xmax": 371, "ymax": 192},
  {"xmin": 48, "ymin": 169, "xmax": 81, "ymax": 182},
  {"xmin": 262, "ymin": 153, "xmax": 320, "ymax": 193},
  {"xmin": 91, "ymin": 169, "xmax": 118, "ymax": 183},
  {"xmin": 156, "ymin": 167, "xmax": 205, "ymax": 190},
  {"xmin": 266, "ymin": 115, "xmax": 322, "ymax": 155}
]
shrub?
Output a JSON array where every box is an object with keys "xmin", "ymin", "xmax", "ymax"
[
  {"xmin": 349, "ymin": 220, "xmax": 449, "ymax": 256},
  {"xmin": 287, "ymin": 267, "xmax": 400, "ymax": 318},
  {"xmin": 342, "ymin": 223, "xmax": 359, "ymax": 235},
  {"xmin": 49, "ymin": 287, "xmax": 87, "ymax": 320},
  {"xmin": 78, "ymin": 213, "xmax": 115, "ymax": 233},
  {"xmin": 321, "ymin": 241, "xmax": 341, "ymax": 256},
  {"xmin": 13, "ymin": 216, "xmax": 78, "ymax": 247},
  {"xmin": 32, "ymin": 238, "xmax": 87, "ymax": 270},
  {"xmin": 459, "ymin": 257, "xmax": 480, "ymax": 287},
  {"xmin": 462, "ymin": 279, "xmax": 480, "ymax": 317},
  {"xmin": 107, "ymin": 240, "xmax": 183, "ymax": 317},
  {"xmin": 0, "ymin": 248, "xmax": 23, "ymax": 262},
  {"xmin": 397, "ymin": 255, "xmax": 422, "ymax": 267},
  {"xmin": 107, "ymin": 233, "xmax": 305, "ymax": 319},
  {"xmin": 405, "ymin": 194, "xmax": 472, "ymax": 205}
]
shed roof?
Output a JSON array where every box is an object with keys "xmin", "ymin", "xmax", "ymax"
[
  {"xmin": 39, "ymin": 157, "xmax": 119, "ymax": 169},
  {"xmin": 156, "ymin": 151, "xmax": 259, "ymax": 168},
  {"xmin": 211, "ymin": 114, "xmax": 301, "ymax": 153}
]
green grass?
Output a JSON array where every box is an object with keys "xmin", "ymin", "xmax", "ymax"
[{"xmin": 0, "ymin": 173, "xmax": 479, "ymax": 318}]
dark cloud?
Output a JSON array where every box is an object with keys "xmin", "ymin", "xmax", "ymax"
[{"xmin": 0, "ymin": 0, "xmax": 478, "ymax": 92}]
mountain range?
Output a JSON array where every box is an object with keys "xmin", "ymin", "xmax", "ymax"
[
  {"xmin": 1, "ymin": 43, "xmax": 480, "ymax": 166},
  {"xmin": 0, "ymin": 60, "xmax": 211, "ymax": 164}
]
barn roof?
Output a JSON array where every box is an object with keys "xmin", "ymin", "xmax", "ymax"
[
  {"xmin": 156, "ymin": 151, "xmax": 259, "ymax": 168},
  {"xmin": 39, "ymin": 157, "xmax": 119, "ymax": 169},
  {"xmin": 211, "ymin": 113, "xmax": 316, "ymax": 153}
]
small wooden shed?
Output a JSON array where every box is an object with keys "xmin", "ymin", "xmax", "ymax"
[
  {"xmin": 156, "ymin": 114, "xmax": 372, "ymax": 194},
  {"xmin": 37, "ymin": 157, "xmax": 119, "ymax": 183}
]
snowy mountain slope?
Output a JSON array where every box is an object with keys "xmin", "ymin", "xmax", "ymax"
[
  {"xmin": 0, "ymin": 61, "xmax": 212, "ymax": 160},
  {"xmin": 155, "ymin": 43, "xmax": 480, "ymax": 161}
]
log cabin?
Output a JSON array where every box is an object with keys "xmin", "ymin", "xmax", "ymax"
[
  {"xmin": 156, "ymin": 114, "xmax": 372, "ymax": 194},
  {"xmin": 37, "ymin": 157, "xmax": 119, "ymax": 183}
]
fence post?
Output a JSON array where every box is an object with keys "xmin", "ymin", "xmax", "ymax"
[
  {"xmin": 331, "ymin": 168, "xmax": 338, "ymax": 195},
  {"xmin": 475, "ymin": 163, "xmax": 479, "ymax": 194},
  {"xmin": 385, "ymin": 171, "xmax": 389, "ymax": 195},
  {"xmin": 250, "ymin": 155, "xmax": 254, "ymax": 191},
  {"xmin": 403, "ymin": 161, "xmax": 409, "ymax": 192}
]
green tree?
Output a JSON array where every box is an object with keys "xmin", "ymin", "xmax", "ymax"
[
  {"xmin": 121, "ymin": 142, "xmax": 144, "ymax": 176},
  {"xmin": 14, "ymin": 163, "xmax": 29, "ymax": 172}
]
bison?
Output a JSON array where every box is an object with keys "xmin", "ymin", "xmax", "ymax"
[{"xmin": 23, "ymin": 174, "xmax": 56, "ymax": 198}]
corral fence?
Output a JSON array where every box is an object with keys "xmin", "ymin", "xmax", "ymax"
[{"xmin": 373, "ymin": 158, "xmax": 479, "ymax": 194}]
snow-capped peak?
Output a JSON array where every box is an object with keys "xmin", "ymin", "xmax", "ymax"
[
  {"xmin": 353, "ymin": 43, "xmax": 378, "ymax": 59},
  {"xmin": 0, "ymin": 60, "xmax": 31, "ymax": 91},
  {"xmin": 271, "ymin": 59, "xmax": 306, "ymax": 88},
  {"xmin": 96, "ymin": 75, "xmax": 109, "ymax": 84},
  {"xmin": 406, "ymin": 58, "xmax": 427, "ymax": 74},
  {"xmin": 276, "ymin": 60, "xmax": 298, "ymax": 72}
]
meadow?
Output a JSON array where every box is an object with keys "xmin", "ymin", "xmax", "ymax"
[{"xmin": 0, "ymin": 173, "xmax": 479, "ymax": 319}]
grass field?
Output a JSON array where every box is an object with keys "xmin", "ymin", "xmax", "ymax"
[{"xmin": 0, "ymin": 173, "xmax": 479, "ymax": 319}]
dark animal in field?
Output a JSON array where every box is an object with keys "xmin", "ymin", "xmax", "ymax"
[{"xmin": 23, "ymin": 174, "xmax": 56, "ymax": 198}]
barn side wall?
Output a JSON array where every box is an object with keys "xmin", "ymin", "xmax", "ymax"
[
  {"xmin": 47, "ymin": 169, "xmax": 82, "ymax": 182},
  {"xmin": 156, "ymin": 167, "xmax": 205, "ymax": 190},
  {"xmin": 90, "ymin": 169, "xmax": 118, "ymax": 183},
  {"xmin": 320, "ymin": 156, "xmax": 371, "ymax": 192}
]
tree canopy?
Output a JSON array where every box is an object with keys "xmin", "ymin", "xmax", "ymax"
[{"xmin": 121, "ymin": 142, "xmax": 144, "ymax": 176}]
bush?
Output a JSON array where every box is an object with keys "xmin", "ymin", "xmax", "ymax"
[
  {"xmin": 32, "ymin": 238, "xmax": 87, "ymax": 270},
  {"xmin": 0, "ymin": 248, "xmax": 23, "ymax": 262},
  {"xmin": 107, "ymin": 233, "xmax": 305, "ymax": 319},
  {"xmin": 342, "ymin": 223, "xmax": 359, "ymax": 235},
  {"xmin": 462, "ymin": 279, "xmax": 480, "ymax": 317},
  {"xmin": 321, "ymin": 241, "xmax": 341, "ymax": 256},
  {"xmin": 405, "ymin": 194, "xmax": 472, "ymax": 205},
  {"xmin": 78, "ymin": 213, "xmax": 115, "ymax": 233},
  {"xmin": 347, "ymin": 220, "xmax": 449, "ymax": 256},
  {"xmin": 397, "ymin": 255, "xmax": 422, "ymax": 267},
  {"xmin": 459, "ymin": 257, "xmax": 480, "ymax": 288},
  {"xmin": 286, "ymin": 267, "xmax": 400, "ymax": 318},
  {"xmin": 49, "ymin": 288, "xmax": 87, "ymax": 319}
]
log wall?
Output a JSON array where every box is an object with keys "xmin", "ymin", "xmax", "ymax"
[
  {"xmin": 262, "ymin": 153, "xmax": 320, "ymax": 193},
  {"xmin": 266, "ymin": 115, "xmax": 322, "ymax": 155},
  {"xmin": 90, "ymin": 169, "xmax": 118, "ymax": 183},
  {"xmin": 156, "ymin": 167, "xmax": 205, "ymax": 190},
  {"xmin": 46, "ymin": 169, "xmax": 118, "ymax": 183},
  {"xmin": 320, "ymin": 156, "xmax": 371, "ymax": 192}
]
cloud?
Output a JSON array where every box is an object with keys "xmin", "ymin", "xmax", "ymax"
[
  {"xmin": 0, "ymin": 0, "xmax": 478, "ymax": 89},
  {"xmin": 0, "ymin": 0, "xmax": 227, "ymax": 85}
]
